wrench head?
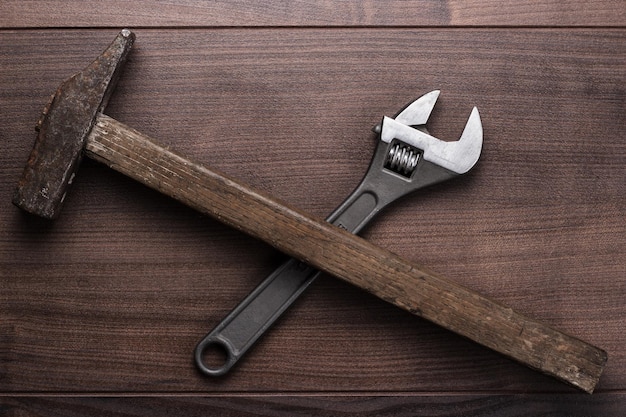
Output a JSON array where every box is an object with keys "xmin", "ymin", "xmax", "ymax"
[{"xmin": 379, "ymin": 97, "xmax": 483, "ymax": 175}]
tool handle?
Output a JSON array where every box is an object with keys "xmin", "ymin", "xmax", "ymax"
[
  {"xmin": 194, "ymin": 182, "xmax": 390, "ymax": 376},
  {"xmin": 86, "ymin": 114, "xmax": 607, "ymax": 393},
  {"xmin": 194, "ymin": 132, "xmax": 460, "ymax": 376},
  {"xmin": 195, "ymin": 258, "xmax": 321, "ymax": 375}
]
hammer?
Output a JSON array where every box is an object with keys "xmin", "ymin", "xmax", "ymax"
[{"xmin": 13, "ymin": 30, "xmax": 606, "ymax": 393}]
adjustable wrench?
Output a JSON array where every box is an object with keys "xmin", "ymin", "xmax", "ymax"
[{"xmin": 195, "ymin": 90, "xmax": 482, "ymax": 376}]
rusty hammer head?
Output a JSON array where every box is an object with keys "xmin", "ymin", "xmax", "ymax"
[{"xmin": 13, "ymin": 29, "xmax": 135, "ymax": 219}]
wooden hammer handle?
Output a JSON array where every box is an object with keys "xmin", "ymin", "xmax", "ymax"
[{"xmin": 86, "ymin": 113, "xmax": 606, "ymax": 393}]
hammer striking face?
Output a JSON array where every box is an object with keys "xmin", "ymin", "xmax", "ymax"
[{"xmin": 13, "ymin": 29, "xmax": 135, "ymax": 219}]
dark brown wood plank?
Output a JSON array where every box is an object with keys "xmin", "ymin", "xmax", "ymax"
[
  {"xmin": 1, "ymin": 393, "xmax": 625, "ymax": 416},
  {"xmin": 0, "ymin": 1, "xmax": 625, "ymax": 27},
  {"xmin": 1, "ymin": 29, "xmax": 624, "ymax": 395}
]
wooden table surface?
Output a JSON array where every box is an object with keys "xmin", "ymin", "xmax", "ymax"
[{"xmin": 1, "ymin": 1, "xmax": 624, "ymax": 415}]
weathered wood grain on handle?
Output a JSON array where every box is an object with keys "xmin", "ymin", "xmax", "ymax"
[{"xmin": 85, "ymin": 113, "xmax": 607, "ymax": 393}]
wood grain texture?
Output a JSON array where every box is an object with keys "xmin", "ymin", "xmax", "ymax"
[
  {"xmin": 1, "ymin": 393, "xmax": 625, "ymax": 417},
  {"xmin": 1, "ymin": 8, "xmax": 625, "ymax": 416},
  {"xmin": 1, "ymin": 1, "xmax": 625, "ymax": 27}
]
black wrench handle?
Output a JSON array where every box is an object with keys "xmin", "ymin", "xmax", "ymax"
[
  {"xmin": 194, "ymin": 183, "xmax": 383, "ymax": 376},
  {"xmin": 193, "ymin": 139, "xmax": 458, "ymax": 376}
]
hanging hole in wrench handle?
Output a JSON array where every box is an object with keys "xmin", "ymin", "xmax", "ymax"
[{"xmin": 195, "ymin": 336, "xmax": 236, "ymax": 376}]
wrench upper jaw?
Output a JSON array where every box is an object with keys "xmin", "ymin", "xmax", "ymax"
[
  {"xmin": 372, "ymin": 90, "xmax": 440, "ymax": 134},
  {"xmin": 393, "ymin": 89, "xmax": 441, "ymax": 127}
]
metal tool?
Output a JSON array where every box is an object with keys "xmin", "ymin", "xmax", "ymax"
[
  {"xmin": 194, "ymin": 90, "xmax": 480, "ymax": 376},
  {"xmin": 14, "ymin": 30, "xmax": 606, "ymax": 393}
]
